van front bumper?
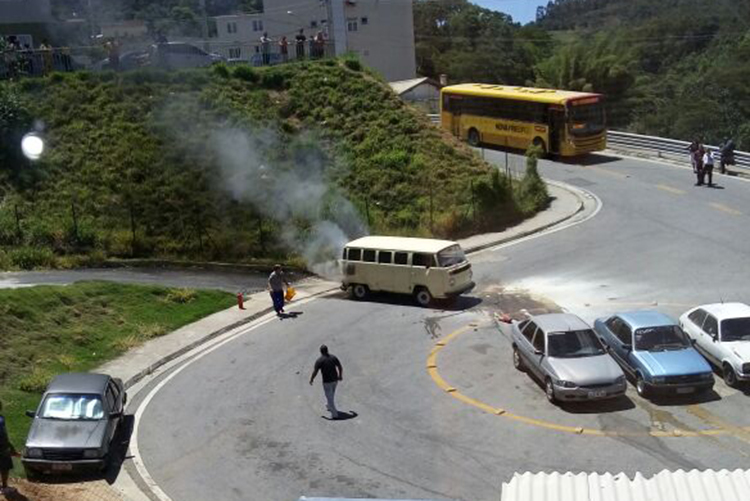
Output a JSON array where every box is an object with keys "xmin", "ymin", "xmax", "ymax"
[
  {"xmin": 23, "ymin": 457, "xmax": 106, "ymax": 474},
  {"xmin": 445, "ymin": 281, "xmax": 475, "ymax": 297}
]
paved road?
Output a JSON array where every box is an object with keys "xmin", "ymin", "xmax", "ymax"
[{"xmin": 135, "ymin": 152, "xmax": 750, "ymax": 500}]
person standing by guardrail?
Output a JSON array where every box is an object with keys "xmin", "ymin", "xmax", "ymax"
[
  {"xmin": 260, "ymin": 32, "xmax": 272, "ymax": 65},
  {"xmin": 693, "ymin": 144, "xmax": 705, "ymax": 186},
  {"xmin": 279, "ymin": 36, "xmax": 289, "ymax": 63},
  {"xmin": 687, "ymin": 139, "xmax": 700, "ymax": 173},
  {"xmin": 720, "ymin": 138, "xmax": 735, "ymax": 175},
  {"xmin": 295, "ymin": 29, "xmax": 306, "ymax": 60},
  {"xmin": 703, "ymin": 148, "xmax": 716, "ymax": 187}
]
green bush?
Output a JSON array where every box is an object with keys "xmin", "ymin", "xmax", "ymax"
[
  {"xmin": 212, "ymin": 63, "xmax": 231, "ymax": 79},
  {"xmin": 8, "ymin": 247, "xmax": 56, "ymax": 270},
  {"xmin": 259, "ymin": 68, "xmax": 288, "ymax": 90},
  {"xmin": 165, "ymin": 288, "xmax": 197, "ymax": 304},
  {"xmin": 232, "ymin": 65, "xmax": 259, "ymax": 83},
  {"xmin": 343, "ymin": 57, "xmax": 362, "ymax": 72},
  {"xmin": 17, "ymin": 368, "xmax": 53, "ymax": 394}
]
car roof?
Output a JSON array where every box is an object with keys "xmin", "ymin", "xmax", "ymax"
[
  {"xmin": 617, "ymin": 310, "xmax": 675, "ymax": 329},
  {"xmin": 46, "ymin": 373, "xmax": 111, "ymax": 395},
  {"xmin": 697, "ymin": 302, "xmax": 750, "ymax": 320},
  {"xmin": 530, "ymin": 313, "xmax": 590, "ymax": 333},
  {"xmin": 345, "ymin": 236, "xmax": 459, "ymax": 254}
]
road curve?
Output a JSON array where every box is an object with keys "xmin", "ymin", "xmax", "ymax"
[{"xmin": 133, "ymin": 152, "xmax": 750, "ymax": 501}]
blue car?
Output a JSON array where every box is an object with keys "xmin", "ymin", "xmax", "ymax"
[{"xmin": 594, "ymin": 311, "xmax": 714, "ymax": 398}]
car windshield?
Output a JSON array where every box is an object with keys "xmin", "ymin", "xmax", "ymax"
[
  {"xmin": 547, "ymin": 329, "xmax": 605, "ymax": 358},
  {"xmin": 721, "ymin": 317, "xmax": 750, "ymax": 342},
  {"xmin": 39, "ymin": 394, "xmax": 104, "ymax": 420},
  {"xmin": 437, "ymin": 245, "xmax": 466, "ymax": 267},
  {"xmin": 634, "ymin": 326, "xmax": 690, "ymax": 351}
]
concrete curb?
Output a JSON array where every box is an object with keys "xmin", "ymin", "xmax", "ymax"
[
  {"xmin": 122, "ymin": 284, "xmax": 340, "ymax": 391},
  {"xmin": 462, "ymin": 179, "xmax": 587, "ymax": 254}
]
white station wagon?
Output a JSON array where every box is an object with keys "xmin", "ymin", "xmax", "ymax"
[{"xmin": 680, "ymin": 303, "xmax": 750, "ymax": 386}]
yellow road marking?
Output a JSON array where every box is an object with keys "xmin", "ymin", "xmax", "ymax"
[
  {"xmin": 588, "ymin": 165, "xmax": 627, "ymax": 179},
  {"xmin": 710, "ymin": 203, "xmax": 742, "ymax": 216},
  {"xmin": 657, "ymin": 184, "xmax": 686, "ymax": 195},
  {"xmin": 427, "ymin": 324, "xmax": 750, "ymax": 438}
]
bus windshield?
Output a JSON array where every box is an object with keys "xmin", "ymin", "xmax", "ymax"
[
  {"xmin": 437, "ymin": 245, "xmax": 467, "ymax": 267},
  {"xmin": 568, "ymin": 102, "xmax": 605, "ymax": 136}
]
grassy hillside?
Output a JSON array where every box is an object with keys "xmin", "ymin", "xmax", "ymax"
[
  {"xmin": 0, "ymin": 59, "xmax": 547, "ymax": 270},
  {"xmin": 0, "ymin": 281, "xmax": 234, "ymax": 472}
]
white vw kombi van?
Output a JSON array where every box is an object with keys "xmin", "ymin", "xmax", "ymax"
[{"xmin": 341, "ymin": 236, "xmax": 474, "ymax": 306}]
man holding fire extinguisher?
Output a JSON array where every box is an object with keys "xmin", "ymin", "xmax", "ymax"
[{"xmin": 268, "ymin": 264, "xmax": 292, "ymax": 316}]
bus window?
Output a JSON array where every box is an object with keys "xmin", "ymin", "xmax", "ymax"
[
  {"xmin": 394, "ymin": 252, "xmax": 408, "ymax": 265},
  {"xmin": 378, "ymin": 251, "xmax": 393, "ymax": 264},
  {"xmin": 348, "ymin": 248, "xmax": 362, "ymax": 261},
  {"xmin": 363, "ymin": 250, "xmax": 376, "ymax": 262}
]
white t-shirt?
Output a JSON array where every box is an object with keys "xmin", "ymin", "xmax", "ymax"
[{"xmin": 703, "ymin": 152, "xmax": 714, "ymax": 166}]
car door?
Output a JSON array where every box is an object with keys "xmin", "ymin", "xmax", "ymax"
[
  {"xmin": 529, "ymin": 329, "xmax": 547, "ymax": 379},
  {"xmin": 684, "ymin": 309, "xmax": 715, "ymax": 362},
  {"xmin": 701, "ymin": 314, "xmax": 721, "ymax": 364},
  {"xmin": 104, "ymin": 382, "xmax": 118, "ymax": 448},
  {"xmin": 517, "ymin": 320, "xmax": 540, "ymax": 371},
  {"xmin": 606, "ymin": 317, "xmax": 634, "ymax": 373}
]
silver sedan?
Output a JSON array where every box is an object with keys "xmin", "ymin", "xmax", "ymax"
[{"xmin": 509, "ymin": 313, "xmax": 627, "ymax": 404}]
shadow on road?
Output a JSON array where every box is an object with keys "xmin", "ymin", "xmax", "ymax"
[
  {"xmin": 321, "ymin": 291, "xmax": 483, "ymax": 312},
  {"xmin": 648, "ymin": 389, "xmax": 722, "ymax": 407},
  {"xmin": 322, "ymin": 411, "xmax": 358, "ymax": 421},
  {"xmin": 559, "ymin": 395, "xmax": 636, "ymax": 414},
  {"xmin": 279, "ymin": 311, "xmax": 304, "ymax": 320},
  {"xmin": 557, "ymin": 153, "xmax": 621, "ymax": 166}
]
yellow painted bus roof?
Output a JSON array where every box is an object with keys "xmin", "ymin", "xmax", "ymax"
[{"xmin": 441, "ymin": 83, "xmax": 601, "ymax": 105}]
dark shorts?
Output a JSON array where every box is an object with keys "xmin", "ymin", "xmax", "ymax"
[{"xmin": 0, "ymin": 453, "xmax": 13, "ymax": 471}]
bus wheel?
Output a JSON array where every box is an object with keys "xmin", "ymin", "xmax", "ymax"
[
  {"xmin": 532, "ymin": 137, "xmax": 547, "ymax": 156},
  {"xmin": 351, "ymin": 284, "xmax": 369, "ymax": 300},
  {"xmin": 414, "ymin": 287, "xmax": 433, "ymax": 307},
  {"xmin": 467, "ymin": 128, "xmax": 480, "ymax": 147}
]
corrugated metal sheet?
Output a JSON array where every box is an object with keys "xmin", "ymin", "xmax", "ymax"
[{"xmin": 501, "ymin": 469, "xmax": 750, "ymax": 501}]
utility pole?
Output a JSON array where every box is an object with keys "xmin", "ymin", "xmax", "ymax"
[{"xmin": 199, "ymin": 0, "xmax": 210, "ymax": 51}]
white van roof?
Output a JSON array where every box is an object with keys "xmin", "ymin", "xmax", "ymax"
[{"xmin": 346, "ymin": 236, "xmax": 458, "ymax": 254}]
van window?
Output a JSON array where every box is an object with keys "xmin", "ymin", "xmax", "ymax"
[
  {"xmin": 412, "ymin": 253, "xmax": 434, "ymax": 267},
  {"xmin": 437, "ymin": 245, "xmax": 466, "ymax": 267},
  {"xmin": 394, "ymin": 252, "xmax": 408, "ymax": 265},
  {"xmin": 347, "ymin": 248, "xmax": 361, "ymax": 261},
  {"xmin": 378, "ymin": 251, "xmax": 392, "ymax": 264},
  {"xmin": 363, "ymin": 250, "xmax": 376, "ymax": 262}
]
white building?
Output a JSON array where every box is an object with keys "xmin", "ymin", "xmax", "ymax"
[
  {"xmin": 0, "ymin": 0, "xmax": 53, "ymax": 25},
  {"xmin": 390, "ymin": 76, "xmax": 441, "ymax": 112},
  {"xmin": 213, "ymin": 0, "xmax": 416, "ymax": 81}
]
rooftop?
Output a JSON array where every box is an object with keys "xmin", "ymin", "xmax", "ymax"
[
  {"xmin": 346, "ymin": 236, "xmax": 458, "ymax": 254},
  {"xmin": 389, "ymin": 77, "xmax": 439, "ymax": 95}
]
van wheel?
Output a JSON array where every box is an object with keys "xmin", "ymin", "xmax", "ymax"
[
  {"xmin": 467, "ymin": 128, "xmax": 480, "ymax": 147},
  {"xmin": 414, "ymin": 288, "xmax": 432, "ymax": 307},
  {"xmin": 351, "ymin": 284, "xmax": 369, "ymax": 300}
]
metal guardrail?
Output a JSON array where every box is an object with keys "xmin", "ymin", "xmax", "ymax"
[
  {"xmin": 426, "ymin": 114, "xmax": 748, "ymax": 174},
  {"xmin": 606, "ymin": 130, "xmax": 750, "ymax": 173}
]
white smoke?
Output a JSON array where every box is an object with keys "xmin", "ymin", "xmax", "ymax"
[{"xmin": 210, "ymin": 127, "xmax": 367, "ymax": 279}]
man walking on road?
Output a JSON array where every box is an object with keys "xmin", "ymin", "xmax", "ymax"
[
  {"xmin": 268, "ymin": 264, "xmax": 290, "ymax": 316},
  {"xmin": 310, "ymin": 345, "xmax": 343, "ymax": 419},
  {"xmin": 0, "ymin": 401, "xmax": 19, "ymax": 495}
]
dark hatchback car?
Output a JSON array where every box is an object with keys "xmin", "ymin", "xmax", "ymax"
[{"xmin": 22, "ymin": 373, "xmax": 127, "ymax": 477}]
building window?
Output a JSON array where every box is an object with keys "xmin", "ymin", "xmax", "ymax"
[
  {"xmin": 227, "ymin": 22, "xmax": 238, "ymax": 34},
  {"xmin": 229, "ymin": 47, "xmax": 241, "ymax": 58},
  {"xmin": 347, "ymin": 19, "xmax": 358, "ymax": 32},
  {"xmin": 252, "ymin": 19, "xmax": 264, "ymax": 32},
  {"xmin": 361, "ymin": 17, "xmax": 368, "ymax": 25},
  {"xmin": 310, "ymin": 20, "xmax": 318, "ymax": 28}
]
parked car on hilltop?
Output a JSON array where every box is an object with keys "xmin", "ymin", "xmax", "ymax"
[
  {"xmin": 150, "ymin": 42, "xmax": 224, "ymax": 69},
  {"xmin": 680, "ymin": 303, "xmax": 750, "ymax": 386},
  {"xmin": 594, "ymin": 311, "xmax": 714, "ymax": 398},
  {"xmin": 510, "ymin": 313, "xmax": 626, "ymax": 404},
  {"xmin": 22, "ymin": 373, "xmax": 127, "ymax": 478}
]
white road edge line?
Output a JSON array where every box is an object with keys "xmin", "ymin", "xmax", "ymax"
[{"xmin": 129, "ymin": 295, "xmax": 322, "ymax": 501}]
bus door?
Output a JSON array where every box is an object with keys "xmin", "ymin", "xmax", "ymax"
[
  {"xmin": 450, "ymin": 96, "xmax": 462, "ymax": 137},
  {"xmin": 549, "ymin": 107, "xmax": 565, "ymax": 154}
]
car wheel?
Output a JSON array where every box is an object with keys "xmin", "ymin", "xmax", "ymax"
[
  {"xmin": 467, "ymin": 128, "xmax": 480, "ymax": 147},
  {"xmin": 723, "ymin": 363, "xmax": 737, "ymax": 387},
  {"xmin": 512, "ymin": 346, "xmax": 525, "ymax": 372},
  {"xmin": 545, "ymin": 378, "xmax": 557, "ymax": 404},
  {"xmin": 351, "ymin": 284, "xmax": 368, "ymax": 300},
  {"xmin": 415, "ymin": 288, "xmax": 432, "ymax": 307},
  {"xmin": 636, "ymin": 373, "xmax": 650, "ymax": 398}
]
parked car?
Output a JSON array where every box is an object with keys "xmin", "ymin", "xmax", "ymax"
[
  {"xmin": 594, "ymin": 311, "xmax": 714, "ymax": 398},
  {"xmin": 93, "ymin": 50, "xmax": 150, "ymax": 71},
  {"xmin": 150, "ymin": 42, "xmax": 224, "ymax": 69},
  {"xmin": 680, "ymin": 303, "xmax": 750, "ymax": 386},
  {"xmin": 510, "ymin": 313, "xmax": 626, "ymax": 404},
  {"xmin": 22, "ymin": 373, "xmax": 127, "ymax": 478}
]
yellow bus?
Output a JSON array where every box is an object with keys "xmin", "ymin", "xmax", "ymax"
[{"xmin": 440, "ymin": 83, "xmax": 606, "ymax": 157}]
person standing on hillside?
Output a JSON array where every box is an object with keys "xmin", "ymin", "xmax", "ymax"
[
  {"xmin": 260, "ymin": 32, "xmax": 272, "ymax": 65},
  {"xmin": 268, "ymin": 264, "xmax": 290, "ymax": 316},
  {"xmin": 309, "ymin": 345, "xmax": 343, "ymax": 419},
  {"xmin": 703, "ymin": 148, "xmax": 716, "ymax": 187},
  {"xmin": 295, "ymin": 29, "xmax": 306, "ymax": 60},
  {"xmin": 0, "ymin": 400, "xmax": 19, "ymax": 495}
]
